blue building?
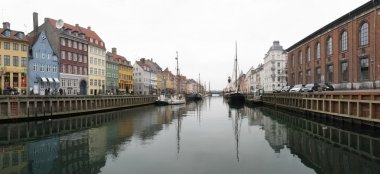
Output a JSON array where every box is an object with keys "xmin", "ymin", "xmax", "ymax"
[{"xmin": 28, "ymin": 31, "xmax": 59, "ymax": 95}]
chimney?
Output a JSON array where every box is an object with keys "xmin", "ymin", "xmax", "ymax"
[
  {"xmin": 87, "ymin": 26, "xmax": 91, "ymax": 30},
  {"xmin": 141, "ymin": 58, "xmax": 145, "ymax": 63},
  {"xmin": 2, "ymin": 22, "xmax": 10, "ymax": 30},
  {"xmin": 33, "ymin": 12, "xmax": 38, "ymax": 33},
  {"xmin": 75, "ymin": 24, "xmax": 79, "ymax": 28},
  {"xmin": 112, "ymin": 47, "xmax": 117, "ymax": 54}
]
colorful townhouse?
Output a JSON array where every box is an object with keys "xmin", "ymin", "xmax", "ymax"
[
  {"xmin": 84, "ymin": 27, "xmax": 106, "ymax": 95},
  {"xmin": 28, "ymin": 30, "xmax": 59, "ymax": 95},
  {"xmin": 133, "ymin": 58, "xmax": 156, "ymax": 95},
  {"xmin": 111, "ymin": 48, "xmax": 133, "ymax": 94},
  {"xmin": 106, "ymin": 52, "xmax": 119, "ymax": 94},
  {"xmin": 161, "ymin": 68, "xmax": 175, "ymax": 94},
  {"xmin": 0, "ymin": 22, "xmax": 29, "ymax": 95},
  {"xmin": 30, "ymin": 13, "xmax": 89, "ymax": 95}
]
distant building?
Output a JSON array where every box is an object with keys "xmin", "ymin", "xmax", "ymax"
[
  {"xmin": 0, "ymin": 22, "xmax": 29, "ymax": 95},
  {"xmin": 262, "ymin": 41, "xmax": 287, "ymax": 92},
  {"xmin": 28, "ymin": 31, "xmax": 59, "ymax": 95},
  {"xmin": 287, "ymin": 1, "xmax": 380, "ymax": 89},
  {"xmin": 133, "ymin": 58, "xmax": 157, "ymax": 95},
  {"xmin": 161, "ymin": 68, "xmax": 175, "ymax": 93}
]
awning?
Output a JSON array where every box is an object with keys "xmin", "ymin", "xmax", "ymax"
[
  {"xmin": 54, "ymin": 78, "xmax": 60, "ymax": 83},
  {"xmin": 47, "ymin": 78, "xmax": 54, "ymax": 83},
  {"xmin": 41, "ymin": 77, "xmax": 47, "ymax": 82}
]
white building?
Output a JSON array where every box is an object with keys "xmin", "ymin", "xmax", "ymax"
[
  {"xmin": 133, "ymin": 58, "xmax": 157, "ymax": 95},
  {"xmin": 262, "ymin": 41, "xmax": 287, "ymax": 92}
]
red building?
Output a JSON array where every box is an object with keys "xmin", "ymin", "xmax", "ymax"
[{"xmin": 287, "ymin": 1, "xmax": 380, "ymax": 90}]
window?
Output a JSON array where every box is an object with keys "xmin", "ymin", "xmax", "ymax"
[
  {"xmin": 90, "ymin": 67, "xmax": 93, "ymax": 74},
  {"xmin": 306, "ymin": 47, "xmax": 311, "ymax": 63},
  {"xmin": 359, "ymin": 22, "xmax": 369, "ymax": 46},
  {"xmin": 61, "ymin": 51, "xmax": 66, "ymax": 59},
  {"xmin": 61, "ymin": 38, "xmax": 66, "ymax": 46},
  {"xmin": 315, "ymin": 42, "xmax": 320, "ymax": 60},
  {"xmin": 277, "ymin": 62, "xmax": 280, "ymax": 67},
  {"xmin": 84, "ymin": 56, "xmax": 87, "ymax": 63},
  {"xmin": 21, "ymin": 45, "xmax": 27, "ymax": 51},
  {"xmin": 4, "ymin": 42, "xmax": 10, "ymax": 49},
  {"xmin": 68, "ymin": 52, "xmax": 72, "ymax": 60},
  {"xmin": 78, "ymin": 66, "xmax": 82, "ymax": 74},
  {"xmin": 68, "ymin": 80, "xmax": 72, "ymax": 87},
  {"xmin": 73, "ymin": 80, "xmax": 77, "ymax": 87},
  {"xmin": 299, "ymin": 51, "xmax": 303, "ymax": 65},
  {"xmin": 94, "ymin": 68, "xmax": 98, "ymax": 75},
  {"xmin": 299, "ymin": 71, "xmax": 303, "ymax": 83},
  {"xmin": 340, "ymin": 31, "xmax": 348, "ymax": 51},
  {"xmin": 40, "ymin": 64, "xmax": 45, "ymax": 72},
  {"xmin": 73, "ymin": 41, "xmax": 77, "ymax": 49},
  {"xmin": 78, "ymin": 54, "xmax": 83, "ymax": 62},
  {"xmin": 316, "ymin": 67, "xmax": 321, "ymax": 83},
  {"xmin": 292, "ymin": 55, "xmax": 295, "ymax": 67},
  {"xmin": 33, "ymin": 63, "xmax": 37, "ymax": 71},
  {"xmin": 68, "ymin": 65, "xmax": 72, "ymax": 74},
  {"xmin": 84, "ymin": 45, "xmax": 87, "ymax": 51},
  {"xmin": 94, "ymin": 79, "xmax": 97, "ymax": 86},
  {"xmin": 341, "ymin": 62, "xmax": 348, "ymax": 82},
  {"xmin": 78, "ymin": 43, "xmax": 82, "ymax": 50},
  {"xmin": 327, "ymin": 65, "xmax": 333, "ymax": 83},
  {"xmin": 102, "ymin": 60, "xmax": 105, "ymax": 66},
  {"xmin": 326, "ymin": 37, "xmax": 333, "ymax": 56},
  {"xmin": 21, "ymin": 57, "xmax": 27, "ymax": 67},
  {"xmin": 360, "ymin": 58, "xmax": 369, "ymax": 80},
  {"xmin": 306, "ymin": 69, "xmax": 311, "ymax": 83},
  {"xmin": 68, "ymin": 40, "xmax": 72, "ymax": 47},
  {"xmin": 13, "ymin": 43, "xmax": 19, "ymax": 50},
  {"xmin": 73, "ymin": 66, "xmax": 77, "ymax": 74},
  {"xmin": 13, "ymin": 56, "xmax": 19, "ymax": 66},
  {"xmin": 73, "ymin": 53, "xmax": 77, "ymax": 61},
  {"xmin": 62, "ymin": 79, "xmax": 66, "ymax": 87},
  {"xmin": 61, "ymin": 64, "xmax": 66, "ymax": 73},
  {"xmin": 84, "ymin": 68, "xmax": 87, "ymax": 75},
  {"xmin": 90, "ymin": 57, "xmax": 93, "ymax": 64}
]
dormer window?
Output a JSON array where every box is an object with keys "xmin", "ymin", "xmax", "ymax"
[
  {"xmin": 3, "ymin": 30, "xmax": 10, "ymax": 37},
  {"xmin": 100, "ymin": 42, "xmax": 103, "ymax": 46},
  {"xmin": 90, "ymin": 38, "xmax": 93, "ymax": 43},
  {"xmin": 16, "ymin": 32, "xmax": 24, "ymax": 39},
  {"xmin": 95, "ymin": 40, "xmax": 98, "ymax": 44}
]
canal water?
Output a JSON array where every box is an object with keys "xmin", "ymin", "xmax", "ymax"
[{"xmin": 0, "ymin": 97, "xmax": 379, "ymax": 174}]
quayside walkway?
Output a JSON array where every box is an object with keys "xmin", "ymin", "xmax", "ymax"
[
  {"xmin": 262, "ymin": 91, "xmax": 380, "ymax": 127},
  {"xmin": 0, "ymin": 95, "xmax": 156, "ymax": 122}
]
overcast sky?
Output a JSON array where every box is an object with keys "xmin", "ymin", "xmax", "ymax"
[{"xmin": 3, "ymin": 0, "xmax": 369, "ymax": 90}]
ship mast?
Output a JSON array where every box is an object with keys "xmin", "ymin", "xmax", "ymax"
[
  {"xmin": 235, "ymin": 41, "xmax": 238, "ymax": 92},
  {"xmin": 175, "ymin": 51, "xmax": 180, "ymax": 94}
]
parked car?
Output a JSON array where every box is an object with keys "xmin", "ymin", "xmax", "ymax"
[
  {"xmin": 289, "ymin": 84, "xmax": 304, "ymax": 92},
  {"xmin": 281, "ymin": 85, "xmax": 293, "ymax": 92},
  {"xmin": 273, "ymin": 86, "xmax": 283, "ymax": 93},
  {"xmin": 301, "ymin": 83, "xmax": 317, "ymax": 92},
  {"xmin": 320, "ymin": 83, "xmax": 334, "ymax": 91}
]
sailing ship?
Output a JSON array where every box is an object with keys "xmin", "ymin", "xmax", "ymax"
[
  {"xmin": 155, "ymin": 51, "xmax": 185, "ymax": 105},
  {"xmin": 224, "ymin": 42, "xmax": 245, "ymax": 106}
]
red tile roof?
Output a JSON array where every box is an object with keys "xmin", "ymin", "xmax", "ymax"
[{"xmin": 46, "ymin": 18, "xmax": 105, "ymax": 49}]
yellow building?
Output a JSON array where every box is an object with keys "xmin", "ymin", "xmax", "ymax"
[
  {"xmin": 0, "ymin": 22, "xmax": 28, "ymax": 95},
  {"xmin": 111, "ymin": 48, "xmax": 133, "ymax": 94},
  {"xmin": 161, "ymin": 68, "xmax": 175, "ymax": 93},
  {"xmin": 156, "ymin": 71, "xmax": 163, "ymax": 93}
]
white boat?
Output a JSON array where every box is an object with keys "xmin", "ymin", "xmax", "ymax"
[
  {"xmin": 168, "ymin": 94, "xmax": 186, "ymax": 105},
  {"xmin": 155, "ymin": 94, "xmax": 170, "ymax": 106}
]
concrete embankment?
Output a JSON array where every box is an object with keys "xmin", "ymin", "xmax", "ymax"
[
  {"xmin": 0, "ymin": 95, "xmax": 156, "ymax": 122},
  {"xmin": 261, "ymin": 91, "xmax": 380, "ymax": 128}
]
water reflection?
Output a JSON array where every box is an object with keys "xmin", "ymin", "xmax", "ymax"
[{"xmin": 0, "ymin": 97, "xmax": 379, "ymax": 174}]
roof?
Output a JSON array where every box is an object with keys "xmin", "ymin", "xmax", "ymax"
[
  {"xmin": 0, "ymin": 28, "xmax": 28, "ymax": 43},
  {"xmin": 286, "ymin": 0, "xmax": 379, "ymax": 52},
  {"xmin": 268, "ymin": 41, "xmax": 284, "ymax": 52},
  {"xmin": 108, "ymin": 51, "xmax": 132, "ymax": 67},
  {"xmin": 46, "ymin": 18, "xmax": 105, "ymax": 49}
]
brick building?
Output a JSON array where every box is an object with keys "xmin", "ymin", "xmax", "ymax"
[{"xmin": 287, "ymin": 0, "xmax": 380, "ymax": 90}]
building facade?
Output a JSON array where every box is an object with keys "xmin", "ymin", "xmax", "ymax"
[
  {"xmin": 28, "ymin": 31, "xmax": 59, "ymax": 95},
  {"xmin": 31, "ymin": 14, "xmax": 89, "ymax": 95},
  {"xmin": 106, "ymin": 52, "xmax": 118, "ymax": 94},
  {"xmin": 0, "ymin": 22, "xmax": 29, "ymax": 95},
  {"xmin": 287, "ymin": 1, "xmax": 380, "ymax": 90},
  {"xmin": 133, "ymin": 58, "xmax": 157, "ymax": 95},
  {"xmin": 262, "ymin": 41, "xmax": 287, "ymax": 92},
  {"xmin": 111, "ymin": 48, "xmax": 132, "ymax": 94},
  {"xmin": 85, "ymin": 27, "xmax": 106, "ymax": 95}
]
